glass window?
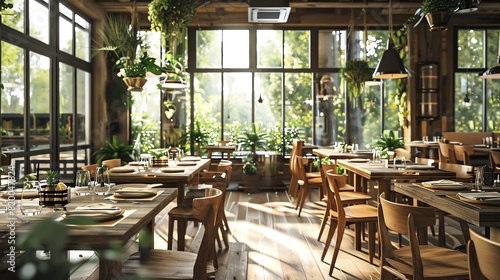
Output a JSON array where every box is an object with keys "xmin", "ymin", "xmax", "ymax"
[
  {"xmin": 315, "ymin": 72, "xmax": 346, "ymax": 146},
  {"xmin": 196, "ymin": 30, "xmax": 222, "ymax": 68},
  {"xmin": 223, "ymin": 30, "xmax": 249, "ymax": 68},
  {"xmin": 29, "ymin": 0, "xmax": 49, "ymax": 44},
  {"xmin": 1, "ymin": 42, "xmax": 25, "ymax": 151},
  {"xmin": 257, "ymin": 30, "xmax": 283, "ymax": 68},
  {"xmin": 59, "ymin": 16, "xmax": 73, "ymax": 55},
  {"xmin": 2, "ymin": 0, "xmax": 24, "ymax": 32},
  {"xmin": 59, "ymin": 63, "xmax": 74, "ymax": 146},
  {"xmin": 193, "ymin": 72, "xmax": 221, "ymax": 144},
  {"xmin": 76, "ymin": 69, "xmax": 90, "ymax": 145},
  {"xmin": 318, "ymin": 30, "xmax": 346, "ymax": 68},
  {"xmin": 29, "ymin": 51, "xmax": 50, "ymax": 151},
  {"xmin": 455, "ymin": 72, "xmax": 483, "ymax": 131},
  {"xmin": 224, "ymin": 72, "xmax": 252, "ymax": 127},
  {"xmin": 75, "ymin": 23, "xmax": 90, "ymax": 61},
  {"xmin": 284, "ymin": 72, "xmax": 313, "ymax": 142},
  {"xmin": 284, "ymin": 30, "xmax": 310, "ymax": 69}
]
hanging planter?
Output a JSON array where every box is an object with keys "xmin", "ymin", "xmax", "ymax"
[
  {"xmin": 425, "ymin": 11, "xmax": 454, "ymax": 32},
  {"xmin": 123, "ymin": 77, "xmax": 148, "ymax": 92},
  {"xmin": 342, "ymin": 60, "xmax": 373, "ymax": 108}
]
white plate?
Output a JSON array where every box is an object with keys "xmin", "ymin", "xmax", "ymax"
[
  {"xmin": 422, "ymin": 180, "xmax": 466, "ymax": 190},
  {"xmin": 457, "ymin": 192, "xmax": 500, "ymax": 205},
  {"xmin": 348, "ymin": 158, "xmax": 370, "ymax": 163}
]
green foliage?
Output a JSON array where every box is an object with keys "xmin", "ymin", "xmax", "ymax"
[
  {"xmin": 44, "ymin": 170, "xmax": 59, "ymax": 187},
  {"xmin": 0, "ymin": 1, "xmax": 12, "ymax": 11},
  {"xmin": 342, "ymin": 60, "xmax": 373, "ymax": 102},
  {"xmin": 243, "ymin": 161, "xmax": 258, "ymax": 175},
  {"xmin": 180, "ymin": 122, "xmax": 210, "ymax": 148},
  {"xmin": 237, "ymin": 123, "xmax": 269, "ymax": 153},
  {"xmin": 372, "ymin": 131, "xmax": 404, "ymax": 151},
  {"xmin": 116, "ymin": 52, "xmax": 163, "ymax": 78},
  {"xmin": 149, "ymin": 148, "xmax": 168, "ymax": 158},
  {"xmin": 148, "ymin": 0, "xmax": 198, "ymax": 51},
  {"xmin": 93, "ymin": 135, "xmax": 134, "ymax": 165},
  {"xmin": 321, "ymin": 157, "xmax": 335, "ymax": 165},
  {"xmin": 420, "ymin": 0, "xmax": 461, "ymax": 14},
  {"xmin": 94, "ymin": 14, "xmax": 141, "ymax": 62}
]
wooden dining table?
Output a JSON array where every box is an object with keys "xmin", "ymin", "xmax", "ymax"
[
  {"xmin": 336, "ymin": 159, "xmax": 457, "ymax": 201},
  {"xmin": 0, "ymin": 187, "xmax": 177, "ymax": 280},
  {"xmin": 108, "ymin": 158, "xmax": 211, "ymax": 204},
  {"xmin": 394, "ymin": 182, "xmax": 500, "ymax": 243},
  {"xmin": 313, "ymin": 148, "xmax": 373, "ymax": 161}
]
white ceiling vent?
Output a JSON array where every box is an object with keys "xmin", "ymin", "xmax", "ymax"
[{"xmin": 248, "ymin": 0, "xmax": 290, "ymax": 23}]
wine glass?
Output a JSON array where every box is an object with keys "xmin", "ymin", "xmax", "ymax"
[
  {"xmin": 74, "ymin": 170, "xmax": 92, "ymax": 196},
  {"xmin": 95, "ymin": 167, "xmax": 110, "ymax": 195},
  {"xmin": 21, "ymin": 181, "xmax": 42, "ymax": 216}
]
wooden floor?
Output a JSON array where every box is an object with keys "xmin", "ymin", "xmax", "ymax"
[
  {"xmin": 68, "ymin": 186, "xmax": 469, "ymax": 280},
  {"xmin": 153, "ymin": 188, "xmax": 468, "ymax": 280}
]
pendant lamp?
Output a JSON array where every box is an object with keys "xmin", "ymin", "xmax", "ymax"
[{"xmin": 373, "ymin": 0, "xmax": 408, "ymax": 80}]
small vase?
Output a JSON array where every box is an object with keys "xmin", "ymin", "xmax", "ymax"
[
  {"xmin": 123, "ymin": 77, "xmax": 147, "ymax": 91},
  {"xmin": 425, "ymin": 11, "xmax": 453, "ymax": 32}
]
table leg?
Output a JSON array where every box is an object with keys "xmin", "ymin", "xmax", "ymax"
[{"xmin": 98, "ymin": 252, "xmax": 121, "ymax": 280}]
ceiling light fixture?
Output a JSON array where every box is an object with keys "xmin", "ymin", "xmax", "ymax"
[{"xmin": 373, "ymin": 0, "xmax": 408, "ymax": 80}]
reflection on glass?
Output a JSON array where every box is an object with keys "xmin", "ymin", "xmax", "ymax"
[{"xmin": 29, "ymin": 0, "xmax": 49, "ymax": 44}]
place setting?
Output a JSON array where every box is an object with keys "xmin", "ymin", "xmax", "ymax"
[
  {"xmin": 105, "ymin": 184, "xmax": 163, "ymax": 201},
  {"xmin": 419, "ymin": 180, "xmax": 467, "ymax": 190},
  {"xmin": 56, "ymin": 202, "xmax": 135, "ymax": 226}
]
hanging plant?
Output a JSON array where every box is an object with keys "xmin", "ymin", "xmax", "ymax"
[
  {"xmin": 164, "ymin": 100, "xmax": 177, "ymax": 120},
  {"xmin": 148, "ymin": 0, "xmax": 198, "ymax": 53},
  {"xmin": 394, "ymin": 28, "xmax": 411, "ymax": 128},
  {"xmin": 0, "ymin": 1, "xmax": 13, "ymax": 12},
  {"xmin": 342, "ymin": 60, "xmax": 373, "ymax": 107}
]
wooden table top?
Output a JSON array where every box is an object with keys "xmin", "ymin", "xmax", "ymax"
[
  {"xmin": 312, "ymin": 148, "xmax": 373, "ymax": 159},
  {"xmin": 202, "ymin": 145, "xmax": 236, "ymax": 152},
  {"xmin": 336, "ymin": 159, "xmax": 456, "ymax": 181},
  {"xmin": 394, "ymin": 182, "xmax": 500, "ymax": 228}
]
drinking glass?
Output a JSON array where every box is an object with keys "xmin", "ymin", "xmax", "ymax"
[
  {"xmin": 394, "ymin": 155, "xmax": 406, "ymax": 170},
  {"xmin": 473, "ymin": 166, "xmax": 485, "ymax": 192},
  {"xmin": 372, "ymin": 149, "xmax": 381, "ymax": 163},
  {"xmin": 94, "ymin": 166, "xmax": 111, "ymax": 195},
  {"xmin": 74, "ymin": 170, "xmax": 92, "ymax": 196},
  {"xmin": 21, "ymin": 181, "xmax": 42, "ymax": 216}
]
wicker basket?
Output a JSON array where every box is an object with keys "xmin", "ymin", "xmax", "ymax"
[
  {"xmin": 39, "ymin": 189, "xmax": 68, "ymax": 206},
  {"xmin": 151, "ymin": 158, "xmax": 168, "ymax": 167}
]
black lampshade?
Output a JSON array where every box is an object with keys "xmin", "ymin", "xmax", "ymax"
[
  {"xmin": 373, "ymin": 38, "xmax": 408, "ymax": 79},
  {"xmin": 480, "ymin": 65, "xmax": 500, "ymax": 79}
]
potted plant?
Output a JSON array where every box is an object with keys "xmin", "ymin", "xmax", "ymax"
[
  {"xmin": 406, "ymin": 0, "xmax": 461, "ymax": 32},
  {"xmin": 342, "ymin": 60, "xmax": 373, "ymax": 107},
  {"xmin": 148, "ymin": 148, "xmax": 169, "ymax": 166},
  {"xmin": 180, "ymin": 122, "xmax": 210, "ymax": 156},
  {"xmin": 93, "ymin": 135, "xmax": 135, "ymax": 166},
  {"xmin": 116, "ymin": 52, "xmax": 164, "ymax": 91},
  {"xmin": 241, "ymin": 161, "xmax": 260, "ymax": 193},
  {"xmin": 39, "ymin": 170, "xmax": 68, "ymax": 206},
  {"xmin": 372, "ymin": 131, "xmax": 404, "ymax": 159},
  {"xmin": 148, "ymin": 0, "xmax": 198, "ymax": 53},
  {"xmin": 237, "ymin": 123, "xmax": 269, "ymax": 162}
]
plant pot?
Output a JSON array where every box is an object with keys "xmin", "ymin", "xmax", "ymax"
[
  {"xmin": 425, "ymin": 11, "xmax": 453, "ymax": 32},
  {"xmin": 123, "ymin": 77, "xmax": 148, "ymax": 91},
  {"xmin": 39, "ymin": 188, "xmax": 68, "ymax": 206}
]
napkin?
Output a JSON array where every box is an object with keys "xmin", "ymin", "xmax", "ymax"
[
  {"xmin": 458, "ymin": 192, "xmax": 500, "ymax": 201},
  {"xmin": 109, "ymin": 167, "xmax": 136, "ymax": 173},
  {"xmin": 181, "ymin": 156, "xmax": 201, "ymax": 161},
  {"xmin": 423, "ymin": 180, "xmax": 463, "ymax": 186},
  {"xmin": 160, "ymin": 168, "xmax": 185, "ymax": 173},
  {"xmin": 114, "ymin": 187, "xmax": 157, "ymax": 198},
  {"xmin": 2, "ymin": 189, "xmax": 39, "ymax": 199},
  {"xmin": 177, "ymin": 162, "xmax": 197, "ymax": 166},
  {"xmin": 65, "ymin": 203, "xmax": 123, "ymax": 217}
]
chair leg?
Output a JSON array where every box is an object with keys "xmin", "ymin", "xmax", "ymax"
[
  {"xmin": 317, "ymin": 203, "xmax": 330, "ymax": 241},
  {"xmin": 321, "ymin": 218, "xmax": 338, "ymax": 261},
  {"xmin": 368, "ymin": 222, "xmax": 376, "ymax": 264},
  {"xmin": 288, "ymin": 174, "xmax": 298, "ymax": 198},
  {"xmin": 328, "ymin": 222, "xmax": 346, "ymax": 276},
  {"xmin": 168, "ymin": 217, "xmax": 175, "ymax": 250},
  {"xmin": 296, "ymin": 187, "xmax": 309, "ymax": 217},
  {"xmin": 222, "ymin": 212, "xmax": 230, "ymax": 232},
  {"xmin": 438, "ymin": 211, "xmax": 445, "ymax": 247},
  {"xmin": 177, "ymin": 219, "xmax": 187, "ymax": 251}
]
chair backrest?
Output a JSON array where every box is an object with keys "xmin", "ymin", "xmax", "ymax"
[
  {"xmin": 454, "ymin": 145, "xmax": 475, "ymax": 163},
  {"xmin": 102, "ymin": 158, "xmax": 121, "ymax": 169},
  {"xmin": 325, "ymin": 170, "xmax": 347, "ymax": 218},
  {"xmin": 290, "ymin": 139, "xmax": 304, "ymax": 175},
  {"xmin": 320, "ymin": 163, "xmax": 336, "ymax": 200},
  {"xmin": 438, "ymin": 142, "xmax": 457, "ymax": 163},
  {"xmin": 489, "ymin": 150, "xmax": 500, "ymax": 168},
  {"xmin": 294, "ymin": 155, "xmax": 308, "ymax": 184},
  {"xmin": 82, "ymin": 163, "xmax": 98, "ymax": 178},
  {"xmin": 394, "ymin": 148, "xmax": 411, "ymax": 160},
  {"xmin": 415, "ymin": 157, "xmax": 435, "ymax": 166},
  {"xmin": 191, "ymin": 188, "xmax": 222, "ymax": 279},
  {"xmin": 378, "ymin": 193, "xmax": 437, "ymax": 279},
  {"xmin": 218, "ymin": 160, "xmax": 233, "ymax": 183},
  {"xmin": 438, "ymin": 162, "xmax": 474, "ymax": 182},
  {"xmin": 468, "ymin": 229, "xmax": 500, "ymax": 280}
]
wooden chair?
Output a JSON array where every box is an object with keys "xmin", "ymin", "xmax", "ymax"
[
  {"xmin": 467, "ymin": 229, "xmax": 500, "ymax": 279},
  {"xmin": 378, "ymin": 193, "xmax": 469, "ymax": 280},
  {"xmin": 415, "ymin": 157, "xmax": 436, "ymax": 167},
  {"xmin": 489, "ymin": 150, "xmax": 500, "ymax": 170},
  {"xmin": 294, "ymin": 155, "xmax": 323, "ymax": 217},
  {"xmin": 81, "ymin": 163, "xmax": 98, "ymax": 178},
  {"xmin": 394, "ymin": 148, "xmax": 411, "ymax": 160},
  {"xmin": 438, "ymin": 162, "xmax": 474, "ymax": 182},
  {"xmin": 321, "ymin": 170, "xmax": 378, "ymax": 276},
  {"xmin": 289, "ymin": 140, "xmax": 321, "ymax": 200},
  {"xmin": 438, "ymin": 142, "xmax": 457, "ymax": 163},
  {"xmin": 169, "ymin": 161, "xmax": 232, "ymax": 250},
  {"xmin": 317, "ymin": 163, "xmax": 371, "ymax": 241},
  {"xmin": 101, "ymin": 158, "xmax": 121, "ymax": 169},
  {"xmin": 122, "ymin": 188, "xmax": 222, "ymax": 279},
  {"xmin": 453, "ymin": 145, "xmax": 474, "ymax": 164}
]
